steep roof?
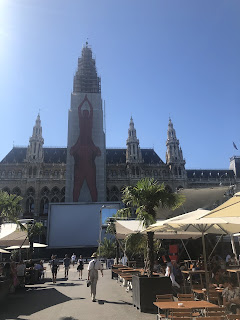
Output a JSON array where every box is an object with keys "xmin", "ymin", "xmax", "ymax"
[
  {"xmin": 0, "ymin": 147, "xmax": 67, "ymax": 164},
  {"xmin": 106, "ymin": 148, "xmax": 165, "ymax": 165},
  {"xmin": 1, "ymin": 147, "xmax": 165, "ymax": 165}
]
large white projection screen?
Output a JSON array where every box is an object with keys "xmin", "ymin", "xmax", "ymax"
[{"xmin": 47, "ymin": 203, "xmax": 120, "ymax": 248}]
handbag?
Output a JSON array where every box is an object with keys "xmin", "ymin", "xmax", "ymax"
[{"xmin": 87, "ymin": 280, "xmax": 91, "ymax": 287}]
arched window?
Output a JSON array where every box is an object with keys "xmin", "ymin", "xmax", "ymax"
[
  {"xmin": 41, "ymin": 187, "xmax": 50, "ymax": 196},
  {"xmin": 2, "ymin": 187, "xmax": 10, "ymax": 194},
  {"xmin": 18, "ymin": 171, "xmax": 22, "ymax": 178},
  {"xmin": 132, "ymin": 168, "xmax": 135, "ymax": 175},
  {"xmin": 29, "ymin": 167, "xmax": 32, "ymax": 177},
  {"xmin": 136, "ymin": 167, "xmax": 140, "ymax": 176},
  {"xmin": 174, "ymin": 167, "xmax": 178, "ymax": 176},
  {"xmin": 111, "ymin": 195, "xmax": 119, "ymax": 201},
  {"xmin": 2, "ymin": 171, "xmax": 5, "ymax": 178},
  {"xmin": 111, "ymin": 186, "xmax": 119, "ymax": 193},
  {"xmin": 51, "ymin": 187, "xmax": 60, "ymax": 196},
  {"xmin": 12, "ymin": 187, "xmax": 21, "ymax": 196},
  {"xmin": 8, "ymin": 171, "xmax": 12, "ymax": 178},
  {"xmin": 179, "ymin": 167, "xmax": 182, "ymax": 176},
  {"xmin": 60, "ymin": 197, "xmax": 65, "ymax": 203},
  {"xmin": 51, "ymin": 196, "xmax": 59, "ymax": 203},
  {"xmin": 27, "ymin": 187, "xmax": 35, "ymax": 197},
  {"xmin": 33, "ymin": 167, "xmax": 37, "ymax": 176},
  {"xmin": 26, "ymin": 197, "xmax": 34, "ymax": 214},
  {"xmin": 40, "ymin": 197, "xmax": 49, "ymax": 215},
  {"xmin": 61, "ymin": 187, "xmax": 65, "ymax": 196}
]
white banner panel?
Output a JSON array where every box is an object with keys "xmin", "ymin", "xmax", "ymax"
[{"xmin": 47, "ymin": 202, "xmax": 120, "ymax": 248}]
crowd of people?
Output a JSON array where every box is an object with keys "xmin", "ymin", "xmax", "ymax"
[{"xmin": 0, "ymin": 259, "xmax": 45, "ymax": 293}]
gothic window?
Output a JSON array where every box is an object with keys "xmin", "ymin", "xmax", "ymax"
[
  {"xmin": 33, "ymin": 167, "xmax": 37, "ymax": 177},
  {"xmin": 51, "ymin": 196, "xmax": 59, "ymax": 203},
  {"xmin": 136, "ymin": 167, "xmax": 140, "ymax": 176},
  {"xmin": 174, "ymin": 167, "xmax": 178, "ymax": 175},
  {"xmin": 154, "ymin": 170, "xmax": 158, "ymax": 176},
  {"xmin": 29, "ymin": 167, "xmax": 32, "ymax": 177},
  {"xmin": 12, "ymin": 187, "xmax": 21, "ymax": 196},
  {"xmin": 111, "ymin": 186, "xmax": 119, "ymax": 193},
  {"xmin": 132, "ymin": 168, "xmax": 135, "ymax": 175},
  {"xmin": 60, "ymin": 197, "xmax": 65, "ymax": 203},
  {"xmin": 54, "ymin": 171, "xmax": 58, "ymax": 178},
  {"xmin": 41, "ymin": 187, "xmax": 50, "ymax": 196},
  {"xmin": 40, "ymin": 197, "xmax": 49, "ymax": 215},
  {"xmin": 2, "ymin": 171, "xmax": 5, "ymax": 177},
  {"xmin": 111, "ymin": 195, "xmax": 119, "ymax": 201},
  {"xmin": 61, "ymin": 187, "xmax": 65, "ymax": 196},
  {"xmin": 162, "ymin": 170, "xmax": 166, "ymax": 177},
  {"xmin": 27, "ymin": 187, "xmax": 35, "ymax": 197},
  {"xmin": 26, "ymin": 197, "xmax": 34, "ymax": 214},
  {"xmin": 2, "ymin": 187, "xmax": 10, "ymax": 194},
  {"xmin": 8, "ymin": 171, "xmax": 12, "ymax": 178},
  {"xmin": 179, "ymin": 167, "xmax": 182, "ymax": 176},
  {"xmin": 18, "ymin": 171, "xmax": 22, "ymax": 178},
  {"xmin": 51, "ymin": 187, "xmax": 60, "ymax": 196}
]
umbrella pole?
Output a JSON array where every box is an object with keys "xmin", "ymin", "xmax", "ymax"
[
  {"xmin": 230, "ymin": 234, "xmax": 239, "ymax": 265},
  {"xmin": 202, "ymin": 232, "xmax": 210, "ymax": 301},
  {"xmin": 181, "ymin": 239, "xmax": 192, "ymax": 262}
]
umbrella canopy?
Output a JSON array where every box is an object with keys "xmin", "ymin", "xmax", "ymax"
[
  {"xmin": 0, "ymin": 248, "xmax": 11, "ymax": 254},
  {"xmin": 115, "ymin": 219, "xmax": 202, "ymax": 239},
  {"xmin": 5, "ymin": 243, "xmax": 48, "ymax": 250},
  {"xmin": 0, "ymin": 229, "xmax": 29, "ymax": 248},
  {"xmin": 205, "ymin": 192, "xmax": 240, "ymax": 219}
]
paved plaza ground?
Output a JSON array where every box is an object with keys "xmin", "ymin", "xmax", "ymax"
[{"xmin": 0, "ymin": 264, "xmax": 156, "ymax": 320}]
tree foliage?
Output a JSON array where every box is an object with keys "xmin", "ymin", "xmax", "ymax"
[
  {"xmin": 118, "ymin": 178, "xmax": 185, "ymax": 276},
  {"xmin": 98, "ymin": 237, "xmax": 116, "ymax": 259},
  {"xmin": 0, "ymin": 191, "xmax": 22, "ymax": 224}
]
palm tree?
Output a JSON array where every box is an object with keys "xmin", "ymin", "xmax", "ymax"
[
  {"xmin": 98, "ymin": 237, "xmax": 116, "ymax": 259},
  {"xmin": 118, "ymin": 178, "xmax": 185, "ymax": 277},
  {"xmin": 27, "ymin": 222, "xmax": 44, "ymax": 258},
  {"xmin": 0, "ymin": 191, "xmax": 22, "ymax": 225}
]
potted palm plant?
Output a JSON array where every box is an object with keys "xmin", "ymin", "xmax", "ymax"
[{"xmin": 117, "ymin": 178, "xmax": 184, "ymax": 313}]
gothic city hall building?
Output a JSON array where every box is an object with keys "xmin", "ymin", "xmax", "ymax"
[{"xmin": 0, "ymin": 43, "xmax": 240, "ymax": 224}]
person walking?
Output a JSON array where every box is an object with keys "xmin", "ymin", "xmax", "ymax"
[
  {"xmin": 50, "ymin": 255, "xmax": 59, "ymax": 283},
  {"xmin": 77, "ymin": 255, "xmax": 84, "ymax": 279},
  {"xmin": 87, "ymin": 252, "xmax": 103, "ymax": 302},
  {"xmin": 63, "ymin": 254, "xmax": 71, "ymax": 278},
  {"xmin": 71, "ymin": 253, "xmax": 76, "ymax": 267}
]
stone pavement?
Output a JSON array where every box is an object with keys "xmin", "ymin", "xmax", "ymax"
[{"xmin": 0, "ymin": 264, "xmax": 156, "ymax": 320}]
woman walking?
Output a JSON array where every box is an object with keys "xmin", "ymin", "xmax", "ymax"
[{"xmin": 77, "ymin": 255, "xmax": 84, "ymax": 279}]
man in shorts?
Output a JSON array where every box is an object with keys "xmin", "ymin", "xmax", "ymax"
[{"xmin": 63, "ymin": 254, "xmax": 71, "ymax": 278}]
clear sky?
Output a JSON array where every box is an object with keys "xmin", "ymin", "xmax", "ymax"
[{"xmin": 0, "ymin": 0, "xmax": 239, "ymax": 169}]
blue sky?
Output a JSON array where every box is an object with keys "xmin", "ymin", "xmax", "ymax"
[{"xmin": 0, "ymin": 0, "xmax": 239, "ymax": 169}]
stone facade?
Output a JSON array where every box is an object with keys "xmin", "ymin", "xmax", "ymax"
[{"xmin": 0, "ymin": 43, "xmax": 239, "ymax": 223}]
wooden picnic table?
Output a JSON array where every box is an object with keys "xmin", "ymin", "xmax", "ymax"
[{"xmin": 153, "ymin": 300, "xmax": 219, "ymax": 317}]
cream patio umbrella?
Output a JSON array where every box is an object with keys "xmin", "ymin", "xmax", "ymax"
[
  {"xmin": 204, "ymin": 192, "xmax": 240, "ymax": 262},
  {"xmin": 145, "ymin": 208, "xmax": 240, "ymax": 299}
]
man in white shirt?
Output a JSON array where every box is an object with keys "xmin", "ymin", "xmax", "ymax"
[
  {"xmin": 71, "ymin": 253, "xmax": 76, "ymax": 267},
  {"xmin": 16, "ymin": 260, "xmax": 26, "ymax": 287},
  {"xmin": 87, "ymin": 252, "xmax": 103, "ymax": 302}
]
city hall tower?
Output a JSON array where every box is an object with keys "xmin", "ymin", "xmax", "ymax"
[{"xmin": 66, "ymin": 43, "xmax": 106, "ymax": 202}]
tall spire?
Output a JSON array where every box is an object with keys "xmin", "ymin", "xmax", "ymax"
[
  {"xmin": 25, "ymin": 114, "xmax": 44, "ymax": 163},
  {"xmin": 73, "ymin": 43, "xmax": 101, "ymax": 93},
  {"xmin": 126, "ymin": 117, "xmax": 142, "ymax": 163},
  {"xmin": 166, "ymin": 118, "xmax": 185, "ymax": 177}
]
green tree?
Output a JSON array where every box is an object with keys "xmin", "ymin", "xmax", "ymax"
[
  {"xmin": 0, "ymin": 191, "xmax": 22, "ymax": 225},
  {"xmin": 117, "ymin": 178, "xmax": 184, "ymax": 277},
  {"xmin": 98, "ymin": 237, "xmax": 116, "ymax": 259},
  {"xmin": 125, "ymin": 232, "xmax": 147, "ymax": 261},
  {"xmin": 27, "ymin": 222, "xmax": 44, "ymax": 258}
]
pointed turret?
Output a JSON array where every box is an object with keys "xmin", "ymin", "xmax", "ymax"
[
  {"xmin": 166, "ymin": 118, "xmax": 186, "ymax": 177},
  {"xmin": 25, "ymin": 114, "xmax": 44, "ymax": 162},
  {"xmin": 126, "ymin": 117, "xmax": 142, "ymax": 163},
  {"xmin": 73, "ymin": 42, "xmax": 101, "ymax": 93}
]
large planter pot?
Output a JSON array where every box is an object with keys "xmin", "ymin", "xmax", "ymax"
[{"xmin": 132, "ymin": 275, "xmax": 172, "ymax": 313}]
